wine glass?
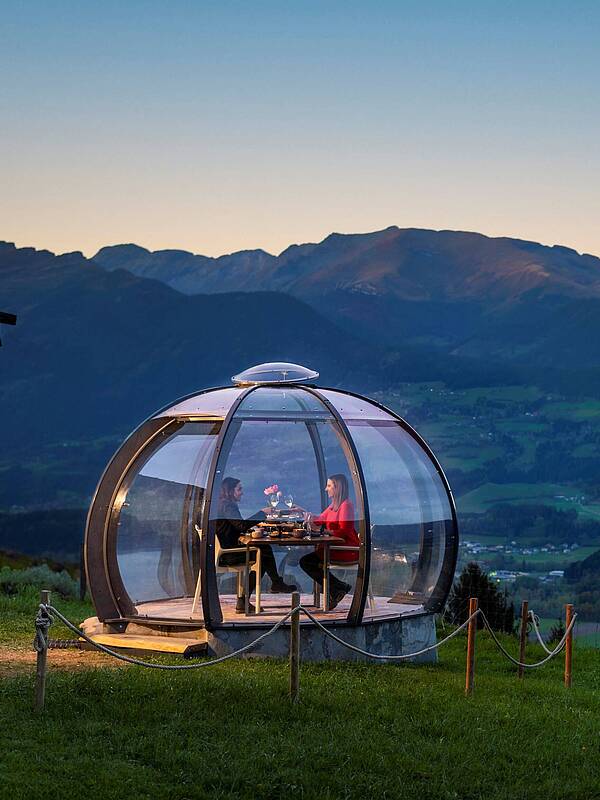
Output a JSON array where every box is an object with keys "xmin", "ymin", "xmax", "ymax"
[
  {"xmin": 303, "ymin": 512, "xmax": 313, "ymax": 537},
  {"xmin": 284, "ymin": 494, "xmax": 294, "ymax": 510},
  {"xmin": 269, "ymin": 493, "xmax": 280, "ymax": 510}
]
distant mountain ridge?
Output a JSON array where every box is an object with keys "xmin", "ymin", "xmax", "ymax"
[
  {"xmin": 93, "ymin": 227, "xmax": 600, "ymax": 378},
  {"xmin": 93, "ymin": 227, "xmax": 600, "ymax": 303}
]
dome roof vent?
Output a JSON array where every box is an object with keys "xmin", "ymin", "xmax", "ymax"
[{"xmin": 232, "ymin": 362, "xmax": 319, "ymax": 385}]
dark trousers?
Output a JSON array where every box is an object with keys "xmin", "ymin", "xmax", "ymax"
[
  {"xmin": 219, "ymin": 545, "xmax": 280, "ymax": 595},
  {"xmin": 299, "ymin": 551, "xmax": 346, "ymax": 595}
]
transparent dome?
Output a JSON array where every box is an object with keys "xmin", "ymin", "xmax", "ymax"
[
  {"xmin": 232, "ymin": 362, "xmax": 319, "ymax": 385},
  {"xmin": 85, "ymin": 377, "xmax": 458, "ymax": 628}
]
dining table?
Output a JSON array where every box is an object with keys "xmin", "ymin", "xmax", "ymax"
[{"xmin": 238, "ymin": 525, "xmax": 345, "ymax": 616}]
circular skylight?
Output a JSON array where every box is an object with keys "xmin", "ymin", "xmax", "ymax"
[{"xmin": 231, "ymin": 362, "xmax": 319, "ymax": 385}]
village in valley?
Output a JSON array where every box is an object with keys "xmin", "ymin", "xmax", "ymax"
[{"xmin": 460, "ymin": 539, "xmax": 575, "ymax": 584}]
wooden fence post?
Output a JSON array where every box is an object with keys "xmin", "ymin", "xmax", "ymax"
[
  {"xmin": 564, "ymin": 604, "xmax": 574, "ymax": 689},
  {"xmin": 465, "ymin": 597, "xmax": 478, "ymax": 696},
  {"xmin": 289, "ymin": 591, "xmax": 300, "ymax": 702},
  {"xmin": 517, "ymin": 600, "xmax": 528, "ymax": 679},
  {"xmin": 34, "ymin": 589, "xmax": 51, "ymax": 713}
]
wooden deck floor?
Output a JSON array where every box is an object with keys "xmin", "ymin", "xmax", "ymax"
[{"xmin": 134, "ymin": 593, "xmax": 424, "ymax": 625}]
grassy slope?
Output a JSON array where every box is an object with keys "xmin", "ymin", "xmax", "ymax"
[
  {"xmin": 1, "ymin": 591, "xmax": 600, "ymax": 800},
  {"xmin": 0, "ymin": 587, "xmax": 93, "ymax": 647},
  {"xmin": 378, "ymin": 385, "xmax": 600, "ymax": 518},
  {"xmin": 457, "ymin": 482, "xmax": 576, "ymax": 514}
]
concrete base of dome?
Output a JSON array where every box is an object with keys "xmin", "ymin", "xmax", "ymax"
[
  {"xmin": 81, "ymin": 612, "xmax": 438, "ymax": 664},
  {"xmin": 207, "ymin": 612, "xmax": 437, "ymax": 664}
]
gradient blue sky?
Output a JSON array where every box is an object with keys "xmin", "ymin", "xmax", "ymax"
[{"xmin": 1, "ymin": 1, "xmax": 599, "ymax": 257}]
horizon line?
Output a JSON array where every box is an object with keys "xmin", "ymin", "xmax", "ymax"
[{"xmin": 4, "ymin": 224, "xmax": 600, "ymax": 262}]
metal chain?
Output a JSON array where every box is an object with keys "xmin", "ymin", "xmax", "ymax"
[{"xmin": 48, "ymin": 639, "xmax": 82, "ymax": 650}]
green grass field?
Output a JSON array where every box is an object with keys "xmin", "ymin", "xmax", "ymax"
[
  {"xmin": 543, "ymin": 400, "xmax": 600, "ymax": 421},
  {"xmin": 457, "ymin": 483, "xmax": 580, "ymax": 514},
  {"xmin": 507, "ymin": 547, "xmax": 598, "ymax": 566},
  {"xmin": 534, "ymin": 618, "xmax": 600, "ymax": 648},
  {"xmin": 2, "ymin": 589, "xmax": 600, "ymax": 800},
  {"xmin": 567, "ymin": 503, "xmax": 600, "ymax": 522},
  {"xmin": 376, "ymin": 385, "xmax": 600, "ymax": 523}
]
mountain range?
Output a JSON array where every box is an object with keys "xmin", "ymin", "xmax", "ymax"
[
  {"xmin": 1, "ymin": 226, "xmax": 599, "ymax": 510},
  {"xmin": 93, "ymin": 227, "xmax": 600, "ymax": 380},
  {"xmin": 94, "ymin": 227, "xmax": 600, "ymax": 302}
]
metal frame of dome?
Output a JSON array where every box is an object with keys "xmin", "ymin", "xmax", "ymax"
[{"xmin": 84, "ymin": 372, "xmax": 459, "ymax": 631}]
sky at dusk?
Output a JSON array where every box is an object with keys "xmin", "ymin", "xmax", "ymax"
[{"xmin": 1, "ymin": 1, "xmax": 599, "ymax": 258}]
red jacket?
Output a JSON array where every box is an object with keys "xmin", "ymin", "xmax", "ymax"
[{"xmin": 314, "ymin": 499, "xmax": 360, "ymax": 562}]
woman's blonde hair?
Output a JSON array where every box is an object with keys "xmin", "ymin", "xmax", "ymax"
[{"xmin": 329, "ymin": 473, "xmax": 349, "ymax": 511}]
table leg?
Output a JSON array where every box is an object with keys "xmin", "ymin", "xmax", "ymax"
[
  {"xmin": 323, "ymin": 545, "xmax": 329, "ymax": 611},
  {"xmin": 313, "ymin": 580, "xmax": 320, "ymax": 608},
  {"xmin": 245, "ymin": 545, "xmax": 250, "ymax": 616}
]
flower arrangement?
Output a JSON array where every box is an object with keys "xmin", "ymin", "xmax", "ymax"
[{"xmin": 263, "ymin": 483, "xmax": 280, "ymax": 496}]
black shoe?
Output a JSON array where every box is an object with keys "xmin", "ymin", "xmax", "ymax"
[
  {"xmin": 328, "ymin": 582, "xmax": 351, "ymax": 611},
  {"xmin": 235, "ymin": 597, "xmax": 256, "ymax": 614},
  {"xmin": 270, "ymin": 579, "xmax": 297, "ymax": 593}
]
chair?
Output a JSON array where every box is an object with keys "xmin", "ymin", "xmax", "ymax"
[
  {"xmin": 329, "ymin": 545, "xmax": 376, "ymax": 612},
  {"xmin": 191, "ymin": 524, "xmax": 262, "ymax": 616}
]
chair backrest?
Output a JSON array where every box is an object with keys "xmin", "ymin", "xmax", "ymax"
[
  {"xmin": 214, "ymin": 530, "xmax": 223, "ymax": 564},
  {"xmin": 196, "ymin": 523, "xmax": 224, "ymax": 566}
]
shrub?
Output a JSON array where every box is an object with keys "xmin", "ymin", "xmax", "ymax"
[
  {"xmin": 0, "ymin": 564, "xmax": 78, "ymax": 599},
  {"xmin": 445, "ymin": 562, "xmax": 515, "ymax": 633},
  {"xmin": 547, "ymin": 619, "xmax": 566, "ymax": 646}
]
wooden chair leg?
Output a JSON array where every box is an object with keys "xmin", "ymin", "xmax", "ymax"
[
  {"xmin": 368, "ymin": 587, "xmax": 376, "ymax": 610},
  {"xmin": 192, "ymin": 570, "xmax": 202, "ymax": 617},
  {"xmin": 255, "ymin": 550, "xmax": 262, "ymax": 613},
  {"xmin": 323, "ymin": 551, "xmax": 329, "ymax": 611}
]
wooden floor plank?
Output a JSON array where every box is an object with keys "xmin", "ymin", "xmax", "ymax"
[{"xmin": 134, "ymin": 594, "xmax": 423, "ymax": 624}]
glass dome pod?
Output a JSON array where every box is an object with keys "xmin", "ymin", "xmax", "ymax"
[{"xmin": 84, "ymin": 363, "xmax": 459, "ymax": 629}]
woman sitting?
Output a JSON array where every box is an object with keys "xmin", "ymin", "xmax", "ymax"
[
  {"xmin": 299, "ymin": 473, "xmax": 360, "ymax": 610},
  {"xmin": 215, "ymin": 476, "xmax": 296, "ymax": 613}
]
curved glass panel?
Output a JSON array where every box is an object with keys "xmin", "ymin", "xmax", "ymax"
[
  {"xmin": 115, "ymin": 421, "xmax": 221, "ymax": 619},
  {"xmin": 237, "ymin": 387, "xmax": 330, "ymax": 418},
  {"xmin": 157, "ymin": 387, "xmax": 246, "ymax": 418},
  {"xmin": 232, "ymin": 362, "xmax": 319, "ymax": 385},
  {"xmin": 207, "ymin": 399, "xmax": 364, "ymax": 622},
  {"xmin": 346, "ymin": 419, "xmax": 454, "ymax": 617},
  {"xmin": 317, "ymin": 389, "xmax": 392, "ymax": 420}
]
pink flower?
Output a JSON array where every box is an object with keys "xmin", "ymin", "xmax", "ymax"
[{"xmin": 263, "ymin": 483, "xmax": 280, "ymax": 495}]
